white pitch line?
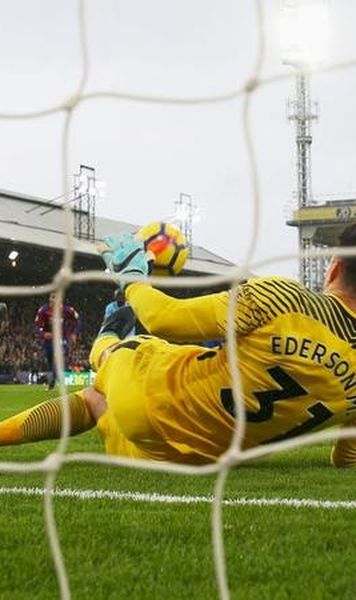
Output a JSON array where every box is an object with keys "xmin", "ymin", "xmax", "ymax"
[{"xmin": 0, "ymin": 485, "xmax": 355, "ymax": 510}]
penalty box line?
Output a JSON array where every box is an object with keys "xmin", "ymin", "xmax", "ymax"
[{"xmin": 0, "ymin": 485, "xmax": 355, "ymax": 510}]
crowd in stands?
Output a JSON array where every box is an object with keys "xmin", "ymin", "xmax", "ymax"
[
  {"xmin": 0, "ymin": 284, "xmax": 225, "ymax": 379},
  {"xmin": 0, "ymin": 289, "xmax": 110, "ymax": 376}
]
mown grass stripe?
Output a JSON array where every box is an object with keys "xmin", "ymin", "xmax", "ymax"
[{"xmin": 0, "ymin": 485, "xmax": 355, "ymax": 510}]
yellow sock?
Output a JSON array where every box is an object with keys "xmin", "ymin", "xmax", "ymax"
[{"xmin": 0, "ymin": 390, "xmax": 95, "ymax": 446}]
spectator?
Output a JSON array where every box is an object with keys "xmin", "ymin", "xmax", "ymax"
[{"xmin": 34, "ymin": 292, "xmax": 80, "ymax": 389}]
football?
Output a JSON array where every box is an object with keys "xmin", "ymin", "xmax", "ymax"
[{"xmin": 136, "ymin": 221, "xmax": 189, "ymax": 276}]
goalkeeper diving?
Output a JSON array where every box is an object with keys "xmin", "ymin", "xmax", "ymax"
[{"xmin": 2, "ymin": 226, "xmax": 356, "ymax": 467}]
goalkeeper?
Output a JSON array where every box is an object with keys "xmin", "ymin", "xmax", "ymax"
[{"xmin": 2, "ymin": 228, "xmax": 356, "ymax": 467}]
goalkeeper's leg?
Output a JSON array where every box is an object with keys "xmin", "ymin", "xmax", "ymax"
[
  {"xmin": 0, "ymin": 388, "xmax": 102, "ymax": 446},
  {"xmin": 0, "ymin": 299, "xmax": 137, "ymax": 447}
]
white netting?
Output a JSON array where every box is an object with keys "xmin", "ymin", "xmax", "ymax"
[{"xmin": 1, "ymin": 1, "xmax": 356, "ymax": 599}]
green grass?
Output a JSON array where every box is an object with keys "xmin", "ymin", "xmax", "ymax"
[{"xmin": 0, "ymin": 385, "xmax": 356, "ymax": 599}]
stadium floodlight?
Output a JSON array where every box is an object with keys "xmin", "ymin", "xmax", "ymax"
[
  {"xmin": 173, "ymin": 193, "xmax": 200, "ymax": 256},
  {"xmin": 95, "ymin": 180, "xmax": 107, "ymax": 201},
  {"xmin": 78, "ymin": 173, "xmax": 89, "ymax": 196},
  {"xmin": 8, "ymin": 250, "xmax": 19, "ymax": 261},
  {"xmin": 280, "ymin": 1, "xmax": 330, "ymax": 288},
  {"xmin": 73, "ymin": 165, "xmax": 97, "ymax": 241},
  {"xmin": 279, "ymin": 0, "xmax": 331, "ymax": 68},
  {"xmin": 174, "ymin": 199, "xmax": 191, "ymax": 224}
]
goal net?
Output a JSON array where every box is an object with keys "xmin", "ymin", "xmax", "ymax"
[{"xmin": 1, "ymin": 1, "xmax": 356, "ymax": 599}]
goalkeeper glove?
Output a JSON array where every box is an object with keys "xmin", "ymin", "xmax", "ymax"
[{"xmin": 98, "ymin": 232, "xmax": 150, "ymax": 289}]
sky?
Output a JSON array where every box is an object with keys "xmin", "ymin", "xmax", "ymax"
[{"xmin": 0, "ymin": 0, "xmax": 356, "ymax": 277}]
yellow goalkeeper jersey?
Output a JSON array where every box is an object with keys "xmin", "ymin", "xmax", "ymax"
[{"xmin": 93, "ymin": 276, "xmax": 356, "ymax": 464}]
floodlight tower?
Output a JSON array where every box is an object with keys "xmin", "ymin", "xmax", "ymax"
[
  {"xmin": 288, "ymin": 68, "xmax": 319, "ymax": 288},
  {"xmin": 174, "ymin": 193, "xmax": 195, "ymax": 256},
  {"xmin": 73, "ymin": 165, "xmax": 97, "ymax": 241},
  {"xmin": 280, "ymin": 0, "xmax": 330, "ymax": 289}
]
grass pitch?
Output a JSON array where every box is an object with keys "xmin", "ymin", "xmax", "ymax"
[{"xmin": 0, "ymin": 385, "xmax": 356, "ymax": 599}]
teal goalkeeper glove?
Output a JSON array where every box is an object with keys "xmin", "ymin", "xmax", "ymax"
[{"xmin": 98, "ymin": 232, "xmax": 150, "ymax": 288}]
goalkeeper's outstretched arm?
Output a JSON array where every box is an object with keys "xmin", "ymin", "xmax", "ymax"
[{"xmin": 126, "ymin": 282, "xmax": 226, "ymax": 343}]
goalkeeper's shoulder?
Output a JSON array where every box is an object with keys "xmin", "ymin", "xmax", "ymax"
[
  {"xmin": 231, "ymin": 275, "xmax": 306, "ymax": 330},
  {"xmin": 239, "ymin": 275, "xmax": 305, "ymax": 297},
  {"xmin": 244, "ymin": 274, "xmax": 301, "ymax": 287}
]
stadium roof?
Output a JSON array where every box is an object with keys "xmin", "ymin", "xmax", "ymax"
[{"xmin": 0, "ymin": 190, "xmax": 237, "ymax": 286}]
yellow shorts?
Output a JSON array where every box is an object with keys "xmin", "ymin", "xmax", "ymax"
[{"xmin": 91, "ymin": 334, "xmax": 234, "ymax": 464}]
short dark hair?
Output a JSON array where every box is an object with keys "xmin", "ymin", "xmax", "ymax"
[{"xmin": 338, "ymin": 224, "xmax": 356, "ymax": 288}]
